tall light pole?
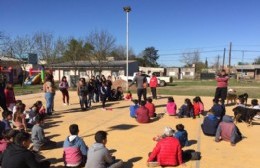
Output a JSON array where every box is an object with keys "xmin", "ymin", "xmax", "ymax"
[{"xmin": 123, "ymin": 6, "xmax": 131, "ymax": 90}]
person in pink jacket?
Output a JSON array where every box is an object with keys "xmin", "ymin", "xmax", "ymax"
[
  {"xmin": 149, "ymin": 73, "xmax": 158, "ymax": 99},
  {"xmin": 214, "ymin": 69, "xmax": 229, "ymax": 104},
  {"xmin": 166, "ymin": 97, "xmax": 177, "ymax": 116}
]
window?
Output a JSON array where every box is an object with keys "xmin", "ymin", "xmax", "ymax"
[
  {"xmin": 64, "ymin": 71, "xmax": 70, "ymax": 76},
  {"xmin": 185, "ymin": 72, "xmax": 190, "ymax": 76}
]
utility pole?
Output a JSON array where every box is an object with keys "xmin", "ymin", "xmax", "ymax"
[
  {"xmin": 222, "ymin": 48, "xmax": 226, "ymax": 69},
  {"xmin": 217, "ymin": 55, "xmax": 220, "ymax": 71},
  {"xmin": 228, "ymin": 42, "xmax": 232, "ymax": 75},
  {"xmin": 241, "ymin": 50, "xmax": 244, "ymax": 77}
]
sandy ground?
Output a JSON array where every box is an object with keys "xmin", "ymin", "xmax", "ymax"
[{"xmin": 16, "ymin": 91, "xmax": 260, "ymax": 168}]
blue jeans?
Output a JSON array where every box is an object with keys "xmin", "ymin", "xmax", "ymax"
[{"xmin": 45, "ymin": 92, "xmax": 54, "ymax": 115}]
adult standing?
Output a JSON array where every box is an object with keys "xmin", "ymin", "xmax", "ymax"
[
  {"xmin": 59, "ymin": 76, "xmax": 69, "ymax": 105},
  {"xmin": 77, "ymin": 78, "xmax": 89, "ymax": 110},
  {"xmin": 149, "ymin": 73, "xmax": 158, "ymax": 99},
  {"xmin": 43, "ymin": 74, "xmax": 56, "ymax": 115},
  {"xmin": 0, "ymin": 73, "xmax": 8, "ymax": 111},
  {"xmin": 129, "ymin": 72, "xmax": 148, "ymax": 104},
  {"xmin": 215, "ymin": 69, "xmax": 229, "ymax": 104}
]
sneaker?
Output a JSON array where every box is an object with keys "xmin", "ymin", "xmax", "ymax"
[
  {"xmin": 254, "ymin": 114, "xmax": 260, "ymax": 119},
  {"xmin": 63, "ymin": 103, "xmax": 67, "ymax": 106}
]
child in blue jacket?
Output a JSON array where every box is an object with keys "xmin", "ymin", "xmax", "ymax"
[{"xmin": 130, "ymin": 99, "xmax": 139, "ymax": 118}]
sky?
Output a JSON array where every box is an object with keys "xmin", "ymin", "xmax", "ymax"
[{"xmin": 1, "ymin": 0, "xmax": 260, "ymax": 67}]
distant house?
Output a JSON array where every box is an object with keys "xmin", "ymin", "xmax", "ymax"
[
  {"xmin": 0, "ymin": 56, "xmax": 23, "ymax": 83},
  {"xmin": 49, "ymin": 60, "xmax": 139, "ymax": 82},
  {"xmin": 165, "ymin": 67, "xmax": 195, "ymax": 80},
  {"xmin": 180, "ymin": 67, "xmax": 195, "ymax": 79},
  {"xmin": 236, "ymin": 64, "xmax": 260, "ymax": 80},
  {"xmin": 165, "ymin": 67, "xmax": 179, "ymax": 79}
]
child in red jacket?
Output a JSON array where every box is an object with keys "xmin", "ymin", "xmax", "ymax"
[
  {"xmin": 193, "ymin": 98, "xmax": 200, "ymax": 118},
  {"xmin": 145, "ymin": 97, "xmax": 157, "ymax": 118}
]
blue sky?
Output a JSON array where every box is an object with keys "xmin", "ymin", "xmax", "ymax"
[{"xmin": 1, "ymin": 0, "xmax": 260, "ymax": 66}]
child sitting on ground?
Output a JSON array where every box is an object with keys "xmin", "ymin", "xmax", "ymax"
[
  {"xmin": 201, "ymin": 111, "xmax": 219, "ymax": 136},
  {"xmin": 31, "ymin": 115, "xmax": 56, "ymax": 152},
  {"xmin": 236, "ymin": 97, "xmax": 246, "ymax": 108},
  {"xmin": 0, "ymin": 129, "xmax": 19, "ymax": 154},
  {"xmin": 63, "ymin": 124, "xmax": 88, "ymax": 167},
  {"xmin": 130, "ymin": 99, "xmax": 139, "ymax": 118},
  {"xmin": 210, "ymin": 98, "xmax": 225, "ymax": 120},
  {"xmin": 174, "ymin": 124, "xmax": 189, "ymax": 147},
  {"xmin": 193, "ymin": 98, "xmax": 200, "ymax": 118},
  {"xmin": 145, "ymin": 97, "xmax": 157, "ymax": 118},
  {"xmin": 28, "ymin": 101, "xmax": 46, "ymax": 126},
  {"xmin": 125, "ymin": 90, "xmax": 132, "ymax": 100},
  {"xmin": 136, "ymin": 101, "xmax": 150, "ymax": 123},
  {"xmin": 251, "ymin": 99, "xmax": 260, "ymax": 119},
  {"xmin": 196, "ymin": 96, "xmax": 204, "ymax": 115},
  {"xmin": 13, "ymin": 103, "xmax": 27, "ymax": 131},
  {"xmin": 166, "ymin": 97, "xmax": 177, "ymax": 116},
  {"xmin": 1, "ymin": 110, "xmax": 13, "ymax": 131},
  {"xmin": 178, "ymin": 98, "xmax": 194, "ymax": 118}
]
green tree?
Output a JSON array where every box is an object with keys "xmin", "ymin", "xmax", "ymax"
[
  {"xmin": 140, "ymin": 47, "xmax": 160, "ymax": 67},
  {"xmin": 63, "ymin": 39, "xmax": 92, "ymax": 75},
  {"xmin": 254, "ymin": 56, "xmax": 260, "ymax": 64}
]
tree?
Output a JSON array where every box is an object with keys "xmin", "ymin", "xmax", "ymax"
[
  {"xmin": 181, "ymin": 50, "xmax": 200, "ymax": 67},
  {"xmin": 53, "ymin": 37, "xmax": 68, "ymax": 63},
  {"xmin": 86, "ymin": 30, "xmax": 116, "ymax": 74},
  {"xmin": 110, "ymin": 45, "xmax": 136, "ymax": 60},
  {"xmin": 139, "ymin": 47, "xmax": 160, "ymax": 67},
  {"xmin": 33, "ymin": 32, "xmax": 56, "ymax": 65},
  {"xmin": 254, "ymin": 56, "xmax": 260, "ymax": 64},
  {"xmin": 12, "ymin": 35, "xmax": 36, "ymax": 86},
  {"xmin": 63, "ymin": 39, "xmax": 86, "ymax": 75}
]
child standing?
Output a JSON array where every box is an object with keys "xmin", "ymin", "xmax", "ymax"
[
  {"xmin": 31, "ymin": 115, "xmax": 56, "ymax": 152},
  {"xmin": 77, "ymin": 78, "xmax": 89, "ymax": 111},
  {"xmin": 100, "ymin": 81, "xmax": 108, "ymax": 110},
  {"xmin": 130, "ymin": 99, "xmax": 139, "ymax": 118},
  {"xmin": 59, "ymin": 76, "xmax": 70, "ymax": 105},
  {"xmin": 174, "ymin": 124, "xmax": 189, "ymax": 147},
  {"xmin": 63, "ymin": 124, "xmax": 88, "ymax": 167},
  {"xmin": 4, "ymin": 83, "xmax": 16, "ymax": 111},
  {"xmin": 145, "ymin": 97, "xmax": 156, "ymax": 118},
  {"xmin": 166, "ymin": 97, "xmax": 177, "ymax": 116}
]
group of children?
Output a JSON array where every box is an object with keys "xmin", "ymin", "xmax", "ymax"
[{"xmin": 129, "ymin": 96, "xmax": 205, "ymax": 123}]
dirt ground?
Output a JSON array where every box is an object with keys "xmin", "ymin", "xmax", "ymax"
[{"xmin": 16, "ymin": 91, "xmax": 260, "ymax": 168}]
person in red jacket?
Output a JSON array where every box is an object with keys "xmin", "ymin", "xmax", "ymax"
[
  {"xmin": 149, "ymin": 73, "xmax": 158, "ymax": 99},
  {"xmin": 147, "ymin": 127, "xmax": 184, "ymax": 167},
  {"xmin": 145, "ymin": 97, "xmax": 156, "ymax": 118},
  {"xmin": 215, "ymin": 69, "xmax": 229, "ymax": 104},
  {"xmin": 4, "ymin": 83, "xmax": 16, "ymax": 111},
  {"xmin": 193, "ymin": 97, "xmax": 200, "ymax": 118},
  {"xmin": 136, "ymin": 101, "xmax": 150, "ymax": 123}
]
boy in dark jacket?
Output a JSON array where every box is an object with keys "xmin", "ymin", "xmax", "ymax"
[
  {"xmin": 215, "ymin": 115, "xmax": 242, "ymax": 146},
  {"xmin": 63, "ymin": 124, "xmax": 88, "ymax": 167},
  {"xmin": 201, "ymin": 111, "xmax": 219, "ymax": 136},
  {"xmin": 174, "ymin": 124, "xmax": 189, "ymax": 147},
  {"xmin": 210, "ymin": 99, "xmax": 225, "ymax": 120},
  {"xmin": 0, "ymin": 132, "xmax": 50, "ymax": 168}
]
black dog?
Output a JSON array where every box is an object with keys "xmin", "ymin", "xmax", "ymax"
[
  {"xmin": 233, "ymin": 106, "xmax": 259, "ymax": 126},
  {"xmin": 238, "ymin": 93, "xmax": 249, "ymax": 104}
]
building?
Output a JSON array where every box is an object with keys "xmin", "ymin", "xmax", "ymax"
[
  {"xmin": 236, "ymin": 64, "xmax": 260, "ymax": 80},
  {"xmin": 49, "ymin": 60, "xmax": 139, "ymax": 82}
]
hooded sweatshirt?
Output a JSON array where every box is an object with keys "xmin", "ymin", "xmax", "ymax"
[
  {"xmin": 86, "ymin": 143, "xmax": 114, "ymax": 168},
  {"xmin": 215, "ymin": 115, "xmax": 242, "ymax": 144},
  {"xmin": 201, "ymin": 114, "xmax": 219, "ymax": 136},
  {"xmin": 1, "ymin": 143, "xmax": 40, "ymax": 168},
  {"xmin": 63, "ymin": 135, "xmax": 88, "ymax": 166}
]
